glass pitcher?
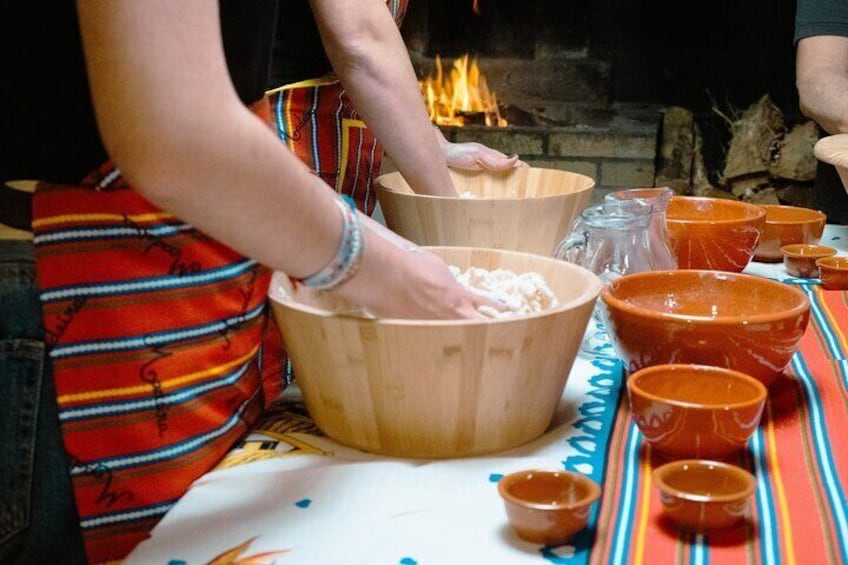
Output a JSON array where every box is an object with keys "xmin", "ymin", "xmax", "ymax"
[
  {"xmin": 554, "ymin": 198, "xmax": 654, "ymax": 358},
  {"xmin": 604, "ymin": 187, "xmax": 677, "ymax": 271}
]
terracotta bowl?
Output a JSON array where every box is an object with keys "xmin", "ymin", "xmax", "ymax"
[
  {"xmin": 627, "ymin": 364, "xmax": 767, "ymax": 459},
  {"xmin": 817, "ymin": 256, "xmax": 848, "ymax": 290},
  {"xmin": 498, "ymin": 469, "xmax": 601, "ymax": 545},
  {"xmin": 269, "ymin": 246, "xmax": 602, "ymax": 458},
  {"xmin": 599, "ymin": 270, "xmax": 811, "ymax": 386},
  {"xmin": 665, "ymin": 196, "xmax": 766, "ymax": 272},
  {"xmin": 781, "ymin": 244, "xmax": 837, "ymax": 278},
  {"xmin": 375, "ymin": 167, "xmax": 595, "ymax": 255},
  {"xmin": 653, "ymin": 459, "xmax": 757, "ymax": 531},
  {"xmin": 753, "ymin": 204, "xmax": 827, "ymax": 263}
]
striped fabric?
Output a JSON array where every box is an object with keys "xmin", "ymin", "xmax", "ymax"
[
  {"xmin": 31, "ymin": 103, "xmax": 284, "ymax": 562},
  {"xmin": 589, "ymin": 284, "xmax": 848, "ymax": 565},
  {"xmin": 265, "ymin": 0, "xmax": 408, "ymax": 217}
]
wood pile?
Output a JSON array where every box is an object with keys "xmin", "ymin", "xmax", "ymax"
[{"xmin": 655, "ymin": 95, "xmax": 819, "ymax": 208}]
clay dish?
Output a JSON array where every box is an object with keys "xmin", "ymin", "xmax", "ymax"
[
  {"xmin": 600, "ymin": 269, "xmax": 810, "ymax": 386},
  {"xmin": 498, "ymin": 469, "xmax": 601, "ymax": 545},
  {"xmin": 653, "ymin": 459, "xmax": 757, "ymax": 531},
  {"xmin": 627, "ymin": 364, "xmax": 766, "ymax": 459},
  {"xmin": 753, "ymin": 204, "xmax": 827, "ymax": 263},
  {"xmin": 781, "ymin": 244, "xmax": 837, "ymax": 278},
  {"xmin": 375, "ymin": 167, "xmax": 594, "ymax": 255},
  {"xmin": 665, "ymin": 196, "xmax": 766, "ymax": 272},
  {"xmin": 816, "ymin": 256, "xmax": 848, "ymax": 290},
  {"xmin": 269, "ymin": 246, "xmax": 602, "ymax": 458}
]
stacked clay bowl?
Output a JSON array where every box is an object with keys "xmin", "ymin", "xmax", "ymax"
[
  {"xmin": 665, "ymin": 196, "xmax": 766, "ymax": 272},
  {"xmin": 375, "ymin": 167, "xmax": 594, "ymax": 255},
  {"xmin": 753, "ymin": 204, "xmax": 827, "ymax": 263},
  {"xmin": 269, "ymin": 247, "xmax": 602, "ymax": 459},
  {"xmin": 599, "ymin": 269, "xmax": 811, "ymax": 386}
]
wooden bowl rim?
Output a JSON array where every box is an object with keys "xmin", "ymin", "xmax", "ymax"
[
  {"xmin": 374, "ymin": 168, "xmax": 596, "ymax": 202},
  {"xmin": 760, "ymin": 204, "xmax": 827, "ymax": 225},
  {"xmin": 780, "ymin": 244, "xmax": 837, "ymax": 259},
  {"xmin": 270, "ymin": 246, "xmax": 603, "ymax": 325},
  {"xmin": 815, "ymin": 255, "xmax": 848, "ymax": 270}
]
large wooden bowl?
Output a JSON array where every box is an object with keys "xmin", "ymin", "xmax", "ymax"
[
  {"xmin": 268, "ymin": 247, "xmax": 602, "ymax": 458},
  {"xmin": 375, "ymin": 167, "xmax": 595, "ymax": 255}
]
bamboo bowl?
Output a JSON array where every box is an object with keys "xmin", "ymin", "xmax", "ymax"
[
  {"xmin": 375, "ymin": 167, "xmax": 595, "ymax": 255},
  {"xmin": 268, "ymin": 247, "xmax": 602, "ymax": 458}
]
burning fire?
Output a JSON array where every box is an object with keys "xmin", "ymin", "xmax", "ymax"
[{"xmin": 419, "ymin": 54, "xmax": 507, "ymax": 128}]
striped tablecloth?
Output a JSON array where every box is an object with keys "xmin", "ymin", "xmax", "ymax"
[{"xmin": 127, "ymin": 228, "xmax": 848, "ymax": 565}]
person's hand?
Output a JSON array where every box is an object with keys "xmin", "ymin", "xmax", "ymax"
[
  {"xmin": 433, "ymin": 125, "xmax": 526, "ymax": 171},
  {"xmin": 333, "ymin": 221, "xmax": 503, "ymax": 320},
  {"xmin": 442, "ymin": 141, "xmax": 525, "ymax": 171}
]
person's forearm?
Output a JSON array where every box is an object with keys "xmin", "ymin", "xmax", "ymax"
[
  {"xmin": 309, "ymin": 0, "xmax": 457, "ymax": 196},
  {"xmin": 77, "ymin": 0, "xmax": 352, "ymax": 279},
  {"xmin": 796, "ymin": 36, "xmax": 848, "ymax": 134}
]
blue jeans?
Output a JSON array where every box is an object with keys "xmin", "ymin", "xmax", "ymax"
[{"xmin": 0, "ymin": 239, "xmax": 87, "ymax": 564}]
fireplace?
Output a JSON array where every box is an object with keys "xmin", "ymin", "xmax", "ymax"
[{"xmin": 398, "ymin": 0, "xmax": 808, "ymax": 204}]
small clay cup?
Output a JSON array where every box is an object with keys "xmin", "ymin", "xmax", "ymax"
[
  {"xmin": 628, "ymin": 364, "xmax": 767, "ymax": 459},
  {"xmin": 653, "ymin": 459, "xmax": 756, "ymax": 532},
  {"xmin": 781, "ymin": 244, "xmax": 837, "ymax": 278},
  {"xmin": 816, "ymin": 256, "xmax": 848, "ymax": 290},
  {"xmin": 498, "ymin": 470, "xmax": 601, "ymax": 545}
]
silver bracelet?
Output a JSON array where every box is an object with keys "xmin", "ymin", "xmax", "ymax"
[{"xmin": 296, "ymin": 197, "xmax": 364, "ymax": 290}]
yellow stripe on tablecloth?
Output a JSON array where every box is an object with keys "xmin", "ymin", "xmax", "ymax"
[
  {"xmin": 766, "ymin": 405, "xmax": 797, "ymax": 565},
  {"xmin": 33, "ymin": 212, "xmax": 175, "ymax": 229},
  {"xmin": 57, "ymin": 345, "xmax": 259, "ymax": 404},
  {"xmin": 633, "ymin": 444, "xmax": 653, "ymax": 565},
  {"xmin": 284, "ymin": 87, "xmax": 295, "ymax": 152}
]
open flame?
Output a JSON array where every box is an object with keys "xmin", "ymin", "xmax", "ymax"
[{"xmin": 419, "ymin": 54, "xmax": 507, "ymax": 128}]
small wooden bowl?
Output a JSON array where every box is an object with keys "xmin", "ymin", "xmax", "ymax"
[
  {"xmin": 781, "ymin": 244, "xmax": 837, "ymax": 278},
  {"xmin": 653, "ymin": 459, "xmax": 756, "ymax": 532},
  {"xmin": 375, "ymin": 167, "xmax": 595, "ymax": 255},
  {"xmin": 665, "ymin": 196, "xmax": 766, "ymax": 272},
  {"xmin": 753, "ymin": 204, "xmax": 827, "ymax": 263},
  {"xmin": 628, "ymin": 364, "xmax": 766, "ymax": 459},
  {"xmin": 498, "ymin": 470, "xmax": 601, "ymax": 545},
  {"xmin": 816, "ymin": 256, "xmax": 848, "ymax": 290}
]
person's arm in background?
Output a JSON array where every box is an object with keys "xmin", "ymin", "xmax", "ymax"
[
  {"xmin": 796, "ymin": 35, "xmax": 848, "ymax": 134},
  {"xmin": 76, "ymin": 0, "xmax": 489, "ymax": 319},
  {"xmin": 309, "ymin": 0, "xmax": 519, "ymax": 198}
]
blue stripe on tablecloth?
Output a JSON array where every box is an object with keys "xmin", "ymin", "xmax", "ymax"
[
  {"xmin": 751, "ymin": 428, "xmax": 782, "ymax": 565},
  {"xmin": 803, "ymin": 286, "xmax": 845, "ymax": 360},
  {"xmin": 790, "ymin": 354, "xmax": 848, "ymax": 562},
  {"xmin": 558, "ymin": 357, "xmax": 626, "ymax": 565}
]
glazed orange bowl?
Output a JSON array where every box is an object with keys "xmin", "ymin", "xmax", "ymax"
[
  {"xmin": 753, "ymin": 204, "xmax": 827, "ymax": 262},
  {"xmin": 375, "ymin": 166, "xmax": 594, "ymax": 255},
  {"xmin": 817, "ymin": 256, "xmax": 848, "ymax": 290},
  {"xmin": 498, "ymin": 470, "xmax": 601, "ymax": 545},
  {"xmin": 665, "ymin": 196, "xmax": 766, "ymax": 272},
  {"xmin": 653, "ymin": 459, "xmax": 756, "ymax": 531},
  {"xmin": 627, "ymin": 364, "xmax": 766, "ymax": 459},
  {"xmin": 781, "ymin": 244, "xmax": 837, "ymax": 278},
  {"xmin": 600, "ymin": 270, "xmax": 810, "ymax": 386}
]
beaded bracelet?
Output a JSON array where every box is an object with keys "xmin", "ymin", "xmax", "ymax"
[{"xmin": 295, "ymin": 196, "xmax": 364, "ymax": 290}]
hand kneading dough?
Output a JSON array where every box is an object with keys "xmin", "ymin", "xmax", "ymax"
[{"xmin": 449, "ymin": 266, "xmax": 559, "ymax": 318}]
